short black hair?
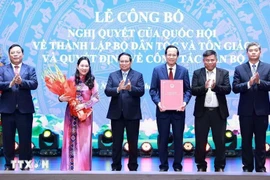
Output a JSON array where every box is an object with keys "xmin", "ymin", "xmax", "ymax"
[
  {"xmin": 118, "ymin": 52, "xmax": 132, "ymax": 62},
  {"xmin": 8, "ymin": 44, "xmax": 24, "ymax": 54},
  {"xmin": 165, "ymin": 45, "xmax": 179, "ymax": 56},
  {"xmin": 202, "ymin": 50, "xmax": 217, "ymax": 58}
]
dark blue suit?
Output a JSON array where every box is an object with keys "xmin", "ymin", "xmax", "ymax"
[
  {"xmin": 105, "ymin": 68, "xmax": 144, "ymax": 171},
  {"xmin": 0, "ymin": 63, "xmax": 38, "ymax": 169},
  {"xmin": 150, "ymin": 63, "xmax": 192, "ymax": 170},
  {"xmin": 233, "ymin": 61, "xmax": 270, "ymax": 172}
]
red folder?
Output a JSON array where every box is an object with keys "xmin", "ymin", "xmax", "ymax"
[{"xmin": 161, "ymin": 80, "xmax": 183, "ymax": 110}]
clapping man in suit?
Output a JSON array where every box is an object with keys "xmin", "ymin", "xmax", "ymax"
[
  {"xmin": 232, "ymin": 42, "xmax": 270, "ymax": 172},
  {"xmin": 105, "ymin": 52, "xmax": 145, "ymax": 171},
  {"xmin": 0, "ymin": 44, "xmax": 38, "ymax": 170},
  {"xmin": 149, "ymin": 45, "xmax": 192, "ymax": 172},
  {"xmin": 192, "ymin": 50, "xmax": 231, "ymax": 172}
]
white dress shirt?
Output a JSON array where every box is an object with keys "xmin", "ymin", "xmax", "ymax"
[{"xmin": 204, "ymin": 68, "xmax": 219, "ymax": 108}]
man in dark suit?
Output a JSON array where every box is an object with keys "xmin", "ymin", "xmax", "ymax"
[
  {"xmin": 105, "ymin": 52, "xmax": 145, "ymax": 171},
  {"xmin": 232, "ymin": 42, "xmax": 270, "ymax": 172},
  {"xmin": 192, "ymin": 50, "xmax": 231, "ymax": 172},
  {"xmin": 149, "ymin": 45, "xmax": 192, "ymax": 172},
  {"xmin": 0, "ymin": 44, "xmax": 38, "ymax": 170}
]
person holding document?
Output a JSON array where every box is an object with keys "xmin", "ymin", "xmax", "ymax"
[
  {"xmin": 149, "ymin": 45, "xmax": 192, "ymax": 172},
  {"xmin": 232, "ymin": 42, "xmax": 270, "ymax": 172},
  {"xmin": 191, "ymin": 50, "xmax": 231, "ymax": 172}
]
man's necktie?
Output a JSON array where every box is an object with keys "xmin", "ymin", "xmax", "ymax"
[
  {"xmin": 123, "ymin": 72, "xmax": 127, "ymax": 82},
  {"xmin": 14, "ymin": 65, "xmax": 19, "ymax": 75},
  {"xmin": 252, "ymin": 64, "xmax": 256, "ymax": 76},
  {"xmin": 169, "ymin": 68, "xmax": 173, "ymax": 80}
]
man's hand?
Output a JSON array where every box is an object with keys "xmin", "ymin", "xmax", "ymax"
[
  {"xmin": 9, "ymin": 74, "xmax": 20, "ymax": 87},
  {"xmin": 249, "ymin": 76, "xmax": 256, "ymax": 86},
  {"xmin": 14, "ymin": 75, "xmax": 22, "ymax": 85},
  {"xmin": 158, "ymin": 102, "xmax": 166, "ymax": 112},
  {"xmin": 124, "ymin": 79, "xmax": 131, "ymax": 91},
  {"xmin": 177, "ymin": 102, "xmax": 187, "ymax": 111},
  {"xmin": 254, "ymin": 72, "xmax": 260, "ymax": 84},
  {"xmin": 210, "ymin": 80, "xmax": 216, "ymax": 89},
  {"xmin": 118, "ymin": 80, "xmax": 126, "ymax": 91},
  {"xmin": 205, "ymin": 79, "xmax": 213, "ymax": 89}
]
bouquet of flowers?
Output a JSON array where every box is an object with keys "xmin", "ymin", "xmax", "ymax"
[{"xmin": 43, "ymin": 64, "xmax": 92, "ymax": 121}]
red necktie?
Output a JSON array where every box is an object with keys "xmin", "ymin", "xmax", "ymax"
[
  {"xmin": 169, "ymin": 68, "xmax": 173, "ymax": 80},
  {"xmin": 14, "ymin": 65, "xmax": 19, "ymax": 75}
]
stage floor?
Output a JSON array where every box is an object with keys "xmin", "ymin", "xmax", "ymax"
[
  {"xmin": 0, "ymin": 155, "xmax": 269, "ymax": 172},
  {"xmin": 1, "ymin": 156, "xmax": 270, "ymax": 180}
]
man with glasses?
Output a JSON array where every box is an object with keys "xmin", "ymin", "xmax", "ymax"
[
  {"xmin": 150, "ymin": 45, "xmax": 192, "ymax": 172},
  {"xmin": 105, "ymin": 52, "xmax": 145, "ymax": 171},
  {"xmin": 191, "ymin": 50, "xmax": 231, "ymax": 172}
]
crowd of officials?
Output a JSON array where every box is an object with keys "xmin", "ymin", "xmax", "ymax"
[{"xmin": 0, "ymin": 42, "xmax": 269, "ymax": 172}]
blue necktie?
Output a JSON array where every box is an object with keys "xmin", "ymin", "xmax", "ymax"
[
  {"xmin": 123, "ymin": 72, "xmax": 127, "ymax": 81},
  {"xmin": 252, "ymin": 64, "xmax": 256, "ymax": 75}
]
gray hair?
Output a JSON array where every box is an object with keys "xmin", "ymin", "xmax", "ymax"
[{"xmin": 246, "ymin": 42, "xmax": 261, "ymax": 52}]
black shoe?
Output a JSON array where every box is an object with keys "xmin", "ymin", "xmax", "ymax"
[
  {"xmin": 112, "ymin": 168, "xmax": 121, "ymax": 171},
  {"xmin": 243, "ymin": 169, "xmax": 252, "ymax": 172},
  {"xmin": 215, "ymin": 168, "xmax": 224, "ymax": 172},
  {"xmin": 21, "ymin": 167, "xmax": 30, "ymax": 171},
  {"xmin": 197, "ymin": 168, "xmax": 206, "ymax": 172},
  {"xmin": 159, "ymin": 168, "xmax": 168, "ymax": 172},
  {"xmin": 4, "ymin": 167, "xmax": 14, "ymax": 171},
  {"xmin": 174, "ymin": 168, "xmax": 182, "ymax": 172},
  {"xmin": 256, "ymin": 169, "xmax": 266, "ymax": 172}
]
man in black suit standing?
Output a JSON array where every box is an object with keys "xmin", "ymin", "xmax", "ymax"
[
  {"xmin": 105, "ymin": 52, "xmax": 145, "ymax": 171},
  {"xmin": 233, "ymin": 42, "xmax": 270, "ymax": 172},
  {"xmin": 0, "ymin": 44, "xmax": 38, "ymax": 170},
  {"xmin": 192, "ymin": 50, "xmax": 231, "ymax": 172}
]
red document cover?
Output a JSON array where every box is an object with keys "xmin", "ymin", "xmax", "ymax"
[{"xmin": 161, "ymin": 80, "xmax": 183, "ymax": 110}]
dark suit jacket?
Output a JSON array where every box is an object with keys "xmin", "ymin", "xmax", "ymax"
[
  {"xmin": 105, "ymin": 69, "xmax": 145, "ymax": 120},
  {"xmin": 149, "ymin": 63, "xmax": 192, "ymax": 118},
  {"xmin": 191, "ymin": 67, "xmax": 231, "ymax": 119},
  {"xmin": 0, "ymin": 63, "xmax": 38, "ymax": 113},
  {"xmin": 232, "ymin": 61, "xmax": 270, "ymax": 116}
]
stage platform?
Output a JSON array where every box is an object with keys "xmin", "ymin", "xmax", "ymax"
[
  {"xmin": 1, "ymin": 171, "xmax": 270, "ymax": 180},
  {"xmin": 0, "ymin": 156, "xmax": 269, "ymax": 180}
]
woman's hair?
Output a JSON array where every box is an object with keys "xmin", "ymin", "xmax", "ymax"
[{"xmin": 75, "ymin": 56, "xmax": 95, "ymax": 89}]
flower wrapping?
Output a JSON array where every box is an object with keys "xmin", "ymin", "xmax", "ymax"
[{"xmin": 44, "ymin": 64, "xmax": 92, "ymax": 121}]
